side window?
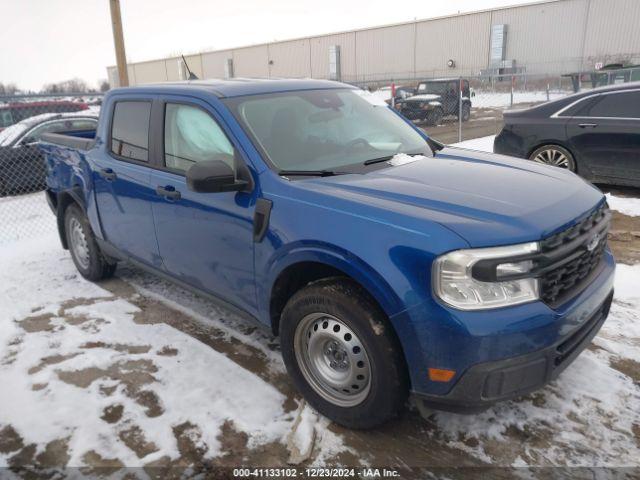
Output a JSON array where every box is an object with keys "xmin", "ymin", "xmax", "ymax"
[
  {"xmin": 0, "ymin": 110, "xmax": 13, "ymax": 128},
  {"xmin": 163, "ymin": 103, "xmax": 235, "ymax": 174},
  {"xmin": 25, "ymin": 118, "xmax": 97, "ymax": 143},
  {"xmin": 579, "ymin": 92, "xmax": 640, "ymax": 118},
  {"xmin": 111, "ymin": 101, "xmax": 151, "ymax": 162}
]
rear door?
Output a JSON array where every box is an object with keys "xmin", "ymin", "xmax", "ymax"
[
  {"xmin": 567, "ymin": 89, "xmax": 640, "ymax": 183},
  {"xmin": 149, "ymin": 96, "xmax": 257, "ymax": 311},
  {"xmin": 93, "ymin": 97, "xmax": 161, "ymax": 267}
]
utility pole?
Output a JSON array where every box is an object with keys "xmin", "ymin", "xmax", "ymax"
[{"xmin": 109, "ymin": 0, "xmax": 129, "ymax": 87}]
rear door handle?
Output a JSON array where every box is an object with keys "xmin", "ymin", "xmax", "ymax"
[
  {"xmin": 99, "ymin": 168, "xmax": 117, "ymax": 181},
  {"xmin": 156, "ymin": 185, "xmax": 181, "ymax": 201},
  {"xmin": 578, "ymin": 123, "xmax": 598, "ymax": 128}
]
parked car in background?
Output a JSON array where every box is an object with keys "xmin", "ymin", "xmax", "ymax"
[
  {"xmin": 0, "ymin": 100, "xmax": 89, "ymax": 132},
  {"xmin": 0, "ymin": 112, "xmax": 98, "ymax": 195},
  {"xmin": 41, "ymin": 80, "xmax": 613, "ymax": 428},
  {"xmin": 370, "ymin": 85, "xmax": 416, "ymax": 106},
  {"xmin": 494, "ymin": 82, "xmax": 640, "ymax": 187},
  {"xmin": 399, "ymin": 79, "xmax": 471, "ymax": 125}
]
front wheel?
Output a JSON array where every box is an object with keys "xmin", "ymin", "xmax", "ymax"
[
  {"xmin": 65, "ymin": 204, "xmax": 117, "ymax": 281},
  {"xmin": 280, "ymin": 278, "xmax": 408, "ymax": 429},
  {"xmin": 529, "ymin": 145, "xmax": 576, "ymax": 172},
  {"xmin": 425, "ymin": 107, "xmax": 443, "ymax": 126}
]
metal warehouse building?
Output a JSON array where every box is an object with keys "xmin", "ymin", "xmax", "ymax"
[{"xmin": 107, "ymin": 0, "xmax": 640, "ymax": 86}]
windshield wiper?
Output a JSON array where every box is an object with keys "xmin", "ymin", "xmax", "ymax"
[
  {"xmin": 278, "ymin": 169, "xmax": 349, "ymax": 177},
  {"xmin": 364, "ymin": 152, "xmax": 427, "ymax": 166},
  {"xmin": 363, "ymin": 155, "xmax": 395, "ymax": 166}
]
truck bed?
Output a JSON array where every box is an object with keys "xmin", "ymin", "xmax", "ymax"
[{"xmin": 41, "ymin": 130, "xmax": 96, "ymax": 151}]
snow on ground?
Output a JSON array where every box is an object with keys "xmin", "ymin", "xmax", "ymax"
[
  {"xmin": 451, "ymin": 135, "xmax": 495, "ymax": 152},
  {"xmin": 472, "ymin": 91, "xmax": 567, "ymax": 109},
  {"xmin": 0, "ymin": 225, "xmax": 347, "ymax": 467},
  {"xmin": 606, "ymin": 193, "xmax": 640, "ymax": 217},
  {"xmin": 0, "ymin": 192, "xmax": 56, "ymax": 245},
  {"xmin": 371, "ymin": 86, "xmax": 568, "ymax": 109}
]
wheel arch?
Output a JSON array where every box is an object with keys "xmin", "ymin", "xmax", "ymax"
[
  {"xmin": 265, "ymin": 245, "xmax": 404, "ymax": 337},
  {"xmin": 55, "ymin": 186, "xmax": 86, "ymax": 249}
]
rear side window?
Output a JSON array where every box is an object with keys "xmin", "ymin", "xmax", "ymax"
[
  {"xmin": 111, "ymin": 101, "xmax": 151, "ymax": 161},
  {"xmin": 578, "ymin": 91, "xmax": 640, "ymax": 118}
]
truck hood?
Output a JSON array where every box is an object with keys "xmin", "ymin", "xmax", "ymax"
[
  {"xmin": 305, "ymin": 146, "xmax": 605, "ymax": 247},
  {"xmin": 405, "ymin": 94, "xmax": 441, "ymax": 102}
]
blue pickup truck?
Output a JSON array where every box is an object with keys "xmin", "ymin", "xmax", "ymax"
[{"xmin": 40, "ymin": 79, "xmax": 615, "ymax": 429}]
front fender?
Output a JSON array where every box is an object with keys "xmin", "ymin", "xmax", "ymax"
[{"xmin": 256, "ymin": 241, "xmax": 404, "ymax": 326}]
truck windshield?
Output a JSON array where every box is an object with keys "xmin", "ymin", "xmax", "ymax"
[
  {"xmin": 417, "ymin": 82, "xmax": 450, "ymax": 95},
  {"xmin": 226, "ymin": 88, "xmax": 431, "ymax": 172}
]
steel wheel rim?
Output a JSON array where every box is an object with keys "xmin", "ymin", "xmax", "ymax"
[
  {"xmin": 294, "ymin": 313, "xmax": 371, "ymax": 407},
  {"xmin": 533, "ymin": 148, "xmax": 571, "ymax": 169},
  {"xmin": 69, "ymin": 217, "xmax": 90, "ymax": 269}
]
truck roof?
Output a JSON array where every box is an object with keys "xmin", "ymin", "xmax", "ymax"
[{"xmin": 108, "ymin": 78, "xmax": 354, "ymax": 98}]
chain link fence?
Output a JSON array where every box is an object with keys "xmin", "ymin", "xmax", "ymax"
[
  {"xmin": 1, "ymin": 67, "xmax": 638, "ymax": 244},
  {"xmin": 366, "ymin": 66, "xmax": 640, "ymax": 146},
  {"xmin": 0, "ymin": 93, "xmax": 102, "ymax": 244}
]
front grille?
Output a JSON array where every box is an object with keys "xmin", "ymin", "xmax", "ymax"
[{"xmin": 539, "ymin": 203, "xmax": 610, "ymax": 306}]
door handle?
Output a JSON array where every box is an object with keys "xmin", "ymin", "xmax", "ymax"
[
  {"xmin": 156, "ymin": 185, "xmax": 181, "ymax": 201},
  {"xmin": 99, "ymin": 168, "xmax": 117, "ymax": 181},
  {"xmin": 578, "ymin": 123, "xmax": 598, "ymax": 128}
]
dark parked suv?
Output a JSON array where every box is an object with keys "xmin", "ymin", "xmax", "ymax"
[
  {"xmin": 494, "ymin": 82, "xmax": 640, "ymax": 187},
  {"xmin": 399, "ymin": 79, "xmax": 471, "ymax": 125}
]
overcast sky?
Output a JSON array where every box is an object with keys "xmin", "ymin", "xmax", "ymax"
[{"xmin": 0, "ymin": 0, "xmax": 535, "ymax": 91}]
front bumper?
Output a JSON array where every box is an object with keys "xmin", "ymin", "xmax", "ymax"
[
  {"xmin": 414, "ymin": 290, "xmax": 613, "ymax": 412},
  {"xmin": 390, "ymin": 249, "xmax": 615, "ymax": 411}
]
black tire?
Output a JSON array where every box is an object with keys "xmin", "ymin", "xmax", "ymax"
[
  {"xmin": 280, "ymin": 278, "xmax": 408, "ymax": 429},
  {"xmin": 529, "ymin": 144, "xmax": 577, "ymax": 172},
  {"xmin": 460, "ymin": 103, "xmax": 471, "ymax": 122},
  {"xmin": 425, "ymin": 107, "xmax": 443, "ymax": 126},
  {"xmin": 64, "ymin": 204, "xmax": 117, "ymax": 281}
]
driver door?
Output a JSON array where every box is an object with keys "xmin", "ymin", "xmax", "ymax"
[{"xmin": 149, "ymin": 97, "xmax": 257, "ymax": 312}]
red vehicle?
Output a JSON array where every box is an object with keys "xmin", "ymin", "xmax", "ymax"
[{"xmin": 0, "ymin": 101, "xmax": 88, "ymax": 131}]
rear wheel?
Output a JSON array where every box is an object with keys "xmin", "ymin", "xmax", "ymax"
[
  {"xmin": 65, "ymin": 204, "xmax": 117, "ymax": 281},
  {"xmin": 280, "ymin": 278, "xmax": 408, "ymax": 429},
  {"xmin": 529, "ymin": 145, "xmax": 576, "ymax": 172}
]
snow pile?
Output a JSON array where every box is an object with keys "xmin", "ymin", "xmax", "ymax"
[
  {"xmin": 451, "ymin": 135, "xmax": 495, "ymax": 153},
  {"xmin": 606, "ymin": 193, "xmax": 640, "ymax": 217}
]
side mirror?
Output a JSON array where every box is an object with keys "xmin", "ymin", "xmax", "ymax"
[{"xmin": 186, "ymin": 160, "xmax": 249, "ymax": 193}]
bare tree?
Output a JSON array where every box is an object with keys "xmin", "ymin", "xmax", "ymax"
[
  {"xmin": 0, "ymin": 83, "xmax": 20, "ymax": 95},
  {"xmin": 41, "ymin": 78, "xmax": 89, "ymax": 94},
  {"xmin": 98, "ymin": 80, "xmax": 110, "ymax": 92}
]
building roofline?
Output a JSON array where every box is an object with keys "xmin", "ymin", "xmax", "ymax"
[{"xmin": 108, "ymin": 0, "xmax": 566, "ymax": 70}]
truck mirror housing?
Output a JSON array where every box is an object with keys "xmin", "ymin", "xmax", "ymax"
[{"xmin": 186, "ymin": 160, "xmax": 248, "ymax": 193}]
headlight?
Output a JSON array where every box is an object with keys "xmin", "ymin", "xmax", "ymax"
[{"xmin": 433, "ymin": 242, "xmax": 539, "ymax": 310}]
